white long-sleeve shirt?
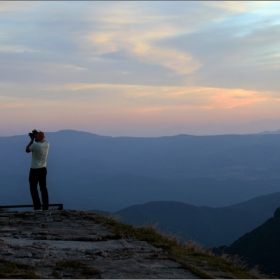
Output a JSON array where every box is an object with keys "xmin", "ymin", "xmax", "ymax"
[{"xmin": 29, "ymin": 140, "xmax": 50, "ymax": 169}]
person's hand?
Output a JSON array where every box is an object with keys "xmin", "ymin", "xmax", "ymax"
[{"xmin": 29, "ymin": 129, "xmax": 38, "ymax": 140}]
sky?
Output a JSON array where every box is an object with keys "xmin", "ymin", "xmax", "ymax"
[{"xmin": 1, "ymin": 1, "xmax": 280, "ymax": 137}]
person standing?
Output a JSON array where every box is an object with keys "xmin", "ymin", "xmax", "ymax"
[{"xmin": 26, "ymin": 130, "xmax": 50, "ymax": 211}]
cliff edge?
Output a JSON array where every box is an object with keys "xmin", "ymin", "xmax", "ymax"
[{"xmin": 0, "ymin": 210, "xmax": 262, "ymax": 279}]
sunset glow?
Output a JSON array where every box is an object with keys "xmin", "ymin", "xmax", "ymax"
[{"xmin": 1, "ymin": 1, "xmax": 280, "ymax": 136}]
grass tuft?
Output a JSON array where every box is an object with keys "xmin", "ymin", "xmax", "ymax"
[
  {"xmin": 86, "ymin": 212, "xmax": 268, "ymax": 279},
  {"xmin": 0, "ymin": 259, "xmax": 40, "ymax": 279}
]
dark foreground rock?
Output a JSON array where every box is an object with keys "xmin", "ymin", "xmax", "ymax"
[{"xmin": 0, "ymin": 210, "xmax": 199, "ymax": 279}]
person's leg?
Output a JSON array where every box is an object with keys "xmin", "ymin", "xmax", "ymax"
[
  {"xmin": 29, "ymin": 169, "xmax": 41, "ymax": 210},
  {"xmin": 38, "ymin": 168, "xmax": 49, "ymax": 210}
]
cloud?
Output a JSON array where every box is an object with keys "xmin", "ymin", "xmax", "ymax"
[
  {"xmin": 0, "ymin": 2, "xmax": 203, "ymax": 86},
  {"xmin": 83, "ymin": 30, "xmax": 200, "ymax": 75},
  {"xmin": 36, "ymin": 83, "xmax": 273, "ymax": 111},
  {"xmin": 204, "ymin": 1, "xmax": 269, "ymax": 14},
  {"xmin": 0, "ymin": 2, "xmax": 38, "ymax": 13},
  {"xmin": 3, "ymin": 79, "xmax": 270, "ymax": 110},
  {"xmin": 68, "ymin": 3, "xmax": 202, "ymax": 75},
  {"xmin": 0, "ymin": 94, "xmax": 48, "ymax": 109},
  {"xmin": 157, "ymin": 9, "xmax": 280, "ymax": 91},
  {"xmin": 209, "ymin": 88, "xmax": 268, "ymax": 109},
  {"xmin": 0, "ymin": 45, "xmax": 38, "ymax": 53},
  {"xmin": 4, "ymin": 1, "xmax": 278, "ymax": 87},
  {"xmin": 0, "ymin": 101, "xmax": 24, "ymax": 109}
]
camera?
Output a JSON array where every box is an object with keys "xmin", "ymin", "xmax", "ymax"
[{"xmin": 28, "ymin": 130, "xmax": 38, "ymax": 139}]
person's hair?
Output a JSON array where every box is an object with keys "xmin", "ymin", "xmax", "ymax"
[{"xmin": 37, "ymin": 131, "xmax": 45, "ymax": 141}]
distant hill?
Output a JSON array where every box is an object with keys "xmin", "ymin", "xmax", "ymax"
[
  {"xmin": 226, "ymin": 191, "xmax": 280, "ymax": 216},
  {"xmin": 259, "ymin": 129, "xmax": 280, "ymax": 134},
  {"xmin": 216, "ymin": 207, "xmax": 280, "ymax": 276},
  {"xmin": 115, "ymin": 192, "xmax": 280, "ymax": 248},
  {"xmin": 1, "ymin": 130, "xmax": 280, "ymax": 211}
]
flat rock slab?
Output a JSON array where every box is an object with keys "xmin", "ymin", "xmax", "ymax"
[{"xmin": 0, "ymin": 210, "xmax": 199, "ymax": 279}]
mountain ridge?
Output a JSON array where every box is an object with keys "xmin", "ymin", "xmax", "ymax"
[
  {"xmin": 216, "ymin": 207, "xmax": 280, "ymax": 276},
  {"xmin": 115, "ymin": 192, "xmax": 280, "ymax": 248}
]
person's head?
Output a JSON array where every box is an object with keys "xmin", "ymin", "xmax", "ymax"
[{"xmin": 35, "ymin": 131, "xmax": 45, "ymax": 142}]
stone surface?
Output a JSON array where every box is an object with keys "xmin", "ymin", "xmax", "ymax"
[{"xmin": 0, "ymin": 210, "xmax": 199, "ymax": 279}]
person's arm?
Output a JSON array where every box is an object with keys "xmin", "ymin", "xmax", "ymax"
[
  {"xmin": 26, "ymin": 139, "xmax": 34, "ymax": 153},
  {"xmin": 26, "ymin": 129, "xmax": 38, "ymax": 153}
]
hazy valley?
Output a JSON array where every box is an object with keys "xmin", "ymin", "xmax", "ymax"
[{"xmin": 1, "ymin": 130, "xmax": 280, "ymax": 212}]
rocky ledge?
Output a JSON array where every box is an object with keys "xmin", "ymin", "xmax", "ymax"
[{"xmin": 0, "ymin": 210, "xmax": 199, "ymax": 279}]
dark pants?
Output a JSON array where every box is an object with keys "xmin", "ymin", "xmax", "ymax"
[{"xmin": 29, "ymin": 168, "xmax": 49, "ymax": 210}]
